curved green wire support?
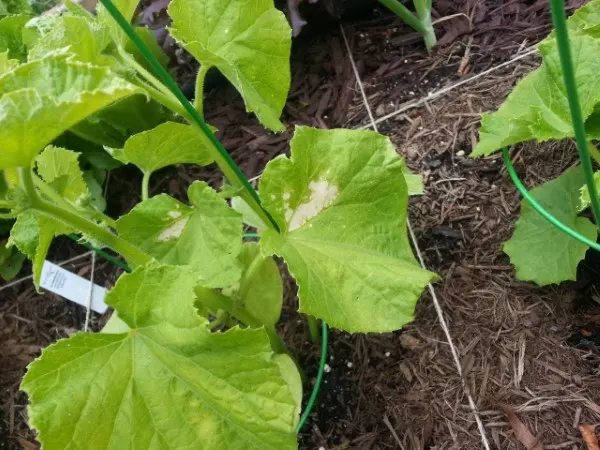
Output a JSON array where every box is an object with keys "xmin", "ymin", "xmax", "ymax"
[
  {"xmin": 549, "ymin": 0, "xmax": 600, "ymax": 227},
  {"xmin": 502, "ymin": 148, "xmax": 600, "ymax": 252}
]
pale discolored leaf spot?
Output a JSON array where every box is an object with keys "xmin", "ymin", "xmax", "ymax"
[
  {"xmin": 259, "ymin": 126, "xmax": 436, "ymax": 332},
  {"xmin": 116, "ymin": 181, "xmax": 242, "ymax": 288}
]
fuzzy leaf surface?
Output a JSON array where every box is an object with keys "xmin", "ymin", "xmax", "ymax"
[
  {"xmin": 504, "ymin": 166, "xmax": 596, "ymax": 285},
  {"xmin": 168, "ymin": 0, "xmax": 291, "ymax": 131},
  {"xmin": 473, "ymin": 31, "xmax": 600, "ymax": 156},
  {"xmin": 0, "ymin": 54, "xmax": 139, "ymax": 169},
  {"xmin": 116, "ymin": 181, "xmax": 242, "ymax": 287},
  {"xmin": 22, "ymin": 265, "xmax": 299, "ymax": 450},
  {"xmin": 259, "ymin": 126, "xmax": 436, "ymax": 332},
  {"xmin": 113, "ymin": 121, "xmax": 214, "ymax": 176},
  {"xmin": 0, "ymin": 14, "xmax": 29, "ymax": 61}
]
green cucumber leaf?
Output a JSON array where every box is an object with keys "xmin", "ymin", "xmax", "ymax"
[
  {"xmin": 112, "ymin": 121, "xmax": 214, "ymax": 177},
  {"xmin": 168, "ymin": 0, "xmax": 291, "ymax": 131},
  {"xmin": 259, "ymin": 126, "xmax": 436, "ymax": 332},
  {"xmin": 402, "ymin": 163, "xmax": 424, "ymax": 196},
  {"xmin": 579, "ymin": 170, "xmax": 600, "ymax": 211},
  {"xmin": 116, "ymin": 181, "xmax": 243, "ymax": 288},
  {"xmin": 22, "ymin": 264, "xmax": 300, "ymax": 450},
  {"xmin": 0, "ymin": 240, "xmax": 25, "ymax": 280},
  {"xmin": 221, "ymin": 242, "xmax": 283, "ymax": 327},
  {"xmin": 28, "ymin": 15, "xmax": 112, "ymax": 65},
  {"xmin": 473, "ymin": 31, "xmax": 600, "ymax": 156},
  {"xmin": 71, "ymin": 95, "xmax": 170, "ymax": 149},
  {"xmin": 0, "ymin": 54, "xmax": 139, "ymax": 169},
  {"xmin": 0, "ymin": 14, "xmax": 29, "ymax": 61},
  {"xmin": 36, "ymin": 146, "xmax": 90, "ymax": 206},
  {"xmin": 83, "ymin": 170, "xmax": 107, "ymax": 212},
  {"xmin": 542, "ymin": 0, "xmax": 600, "ymax": 41},
  {"xmin": 504, "ymin": 165, "xmax": 596, "ymax": 285}
]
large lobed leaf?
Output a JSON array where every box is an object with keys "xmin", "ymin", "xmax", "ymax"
[
  {"xmin": 473, "ymin": 0, "xmax": 600, "ymax": 156},
  {"xmin": 0, "ymin": 54, "xmax": 139, "ymax": 169},
  {"xmin": 168, "ymin": 0, "xmax": 291, "ymax": 131},
  {"xmin": 504, "ymin": 166, "xmax": 596, "ymax": 285},
  {"xmin": 22, "ymin": 264, "xmax": 300, "ymax": 449},
  {"xmin": 259, "ymin": 126, "xmax": 436, "ymax": 332},
  {"xmin": 116, "ymin": 181, "xmax": 242, "ymax": 288}
]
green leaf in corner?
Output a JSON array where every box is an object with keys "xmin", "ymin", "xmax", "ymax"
[
  {"xmin": 112, "ymin": 121, "xmax": 214, "ymax": 177},
  {"xmin": 0, "ymin": 0, "xmax": 32, "ymax": 17},
  {"xmin": 259, "ymin": 126, "xmax": 436, "ymax": 332},
  {"xmin": 0, "ymin": 54, "xmax": 139, "ymax": 169},
  {"xmin": 472, "ymin": 31, "xmax": 600, "ymax": 156},
  {"xmin": 504, "ymin": 165, "xmax": 596, "ymax": 286},
  {"xmin": 168, "ymin": 0, "xmax": 291, "ymax": 131},
  {"xmin": 116, "ymin": 181, "xmax": 243, "ymax": 288},
  {"xmin": 22, "ymin": 264, "xmax": 299, "ymax": 450}
]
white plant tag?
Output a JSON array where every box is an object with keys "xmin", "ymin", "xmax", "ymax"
[{"xmin": 40, "ymin": 261, "xmax": 108, "ymax": 314}]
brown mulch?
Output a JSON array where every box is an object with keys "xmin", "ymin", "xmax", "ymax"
[{"xmin": 2, "ymin": 1, "xmax": 599, "ymax": 449}]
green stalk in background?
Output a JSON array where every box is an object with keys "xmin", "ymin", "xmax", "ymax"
[{"xmin": 378, "ymin": 0, "xmax": 436, "ymax": 50}]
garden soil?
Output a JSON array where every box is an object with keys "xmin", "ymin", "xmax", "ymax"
[{"xmin": 2, "ymin": 0, "xmax": 599, "ymax": 449}]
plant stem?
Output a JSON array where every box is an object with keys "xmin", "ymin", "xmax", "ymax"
[
  {"xmin": 33, "ymin": 175, "xmax": 118, "ymax": 228},
  {"xmin": 550, "ymin": 0, "xmax": 600, "ymax": 228},
  {"xmin": 194, "ymin": 64, "xmax": 210, "ymax": 119},
  {"xmin": 0, "ymin": 200, "xmax": 14, "ymax": 209},
  {"xmin": 265, "ymin": 326, "xmax": 286, "ymax": 354},
  {"xmin": 588, "ymin": 141, "xmax": 600, "ymax": 165},
  {"xmin": 19, "ymin": 168, "xmax": 152, "ymax": 267},
  {"xmin": 378, "ymin": 0, "xmax": 436, "ymax": 50},
  {"xmin": 307, "ymin": 315, "xmax": 320, "ymax": 344},
  {"xmin": 141, "ymin": 172, "xmax": 151, "ymax": 201},
  {"xmin": 97, "ymin": 0, "xmax": 279, "ymax": 233}
]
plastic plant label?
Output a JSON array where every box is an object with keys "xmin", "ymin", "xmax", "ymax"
[{"xmin": 40, "ymin": 261, "xmax": 108, "ymax": 314}]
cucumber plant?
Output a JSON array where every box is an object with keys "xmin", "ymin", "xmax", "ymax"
[
  {"xmin": 0, "ymin": 0, "xmax": 435, "ymax": 447},
  {"xmin": 472, "ymin": 0, "xmax": 600, "ymax": 286}
]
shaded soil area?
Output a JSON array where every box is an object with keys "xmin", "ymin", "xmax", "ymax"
[{"xmin": 2, "ymin": 0, "xmax": 599, "ymax": 449}]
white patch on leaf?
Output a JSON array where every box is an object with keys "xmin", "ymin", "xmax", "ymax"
[
  {"xmin": 285, "ymin": 179, "xmax": 339, "ymax": 231},
  {"xmin": 158, "ymin": 218, "xmax": 188, "ymax": 241},
  {"xmin": 168, "ymin": 210, "xmax": 182, "ymax": 219}
]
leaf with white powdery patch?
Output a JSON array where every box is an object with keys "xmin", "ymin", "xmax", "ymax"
[
  {"xmin": 116, "ymin": 181, "xmax": 242, "ymax": 288},
  {"xmin": 22, "ymin": 264, "xmax": 300, "ymax": 450},
  {"xmin": 168, "ymin": 0, "xmax": 291, "ymax": 131},
  {"xmin": 504, "ymin": 166, "xmax": 596, "ymax": 285},
  {"xmin": 259, "ymin": 126, "xmax": 436, "ymax": 332},
  {"xmin": 0, "ymin": 54, "xmax": 139, "ymax": 169}
]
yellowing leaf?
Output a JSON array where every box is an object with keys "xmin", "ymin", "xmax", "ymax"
[
  {"xmin": 22, "ymin": 265, "xmax": 300, "ymax": 450},
  {"xmin": 0, "ymin": 54, "xmax": 139, "ymax": 169},
  {"xmin": 168, "ymin": 0, "xmax": 291, "ymax": 131},
  {"xmin": 259, "ymin": 126, "xmax": 436, "ymax": 332},
  {"xmin": 116, "ymin": 181, "xmax": 243, "ymax": 288}
]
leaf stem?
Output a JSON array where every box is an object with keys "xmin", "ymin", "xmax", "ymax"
[
  {"xmin": 194, "ymin": 64, "xmax": 210, "ymax": 119},
  {"xmin": 377, "ymin": 0, "xmax": 436, "ymax": 50},
  {"xmin": 307, "ymin": 315, "xmax": 320, "ymax": 344},
  {"xmin": 33, "ymin": 175, "xmax": 118, "ymax": 228},
  {"xmin": 141, "ymin": 172, "xmax": 151, "ymax": 201},
  {"xmin": 19, "ymin": 168, "xmax": 152, "ymax": 267}
]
